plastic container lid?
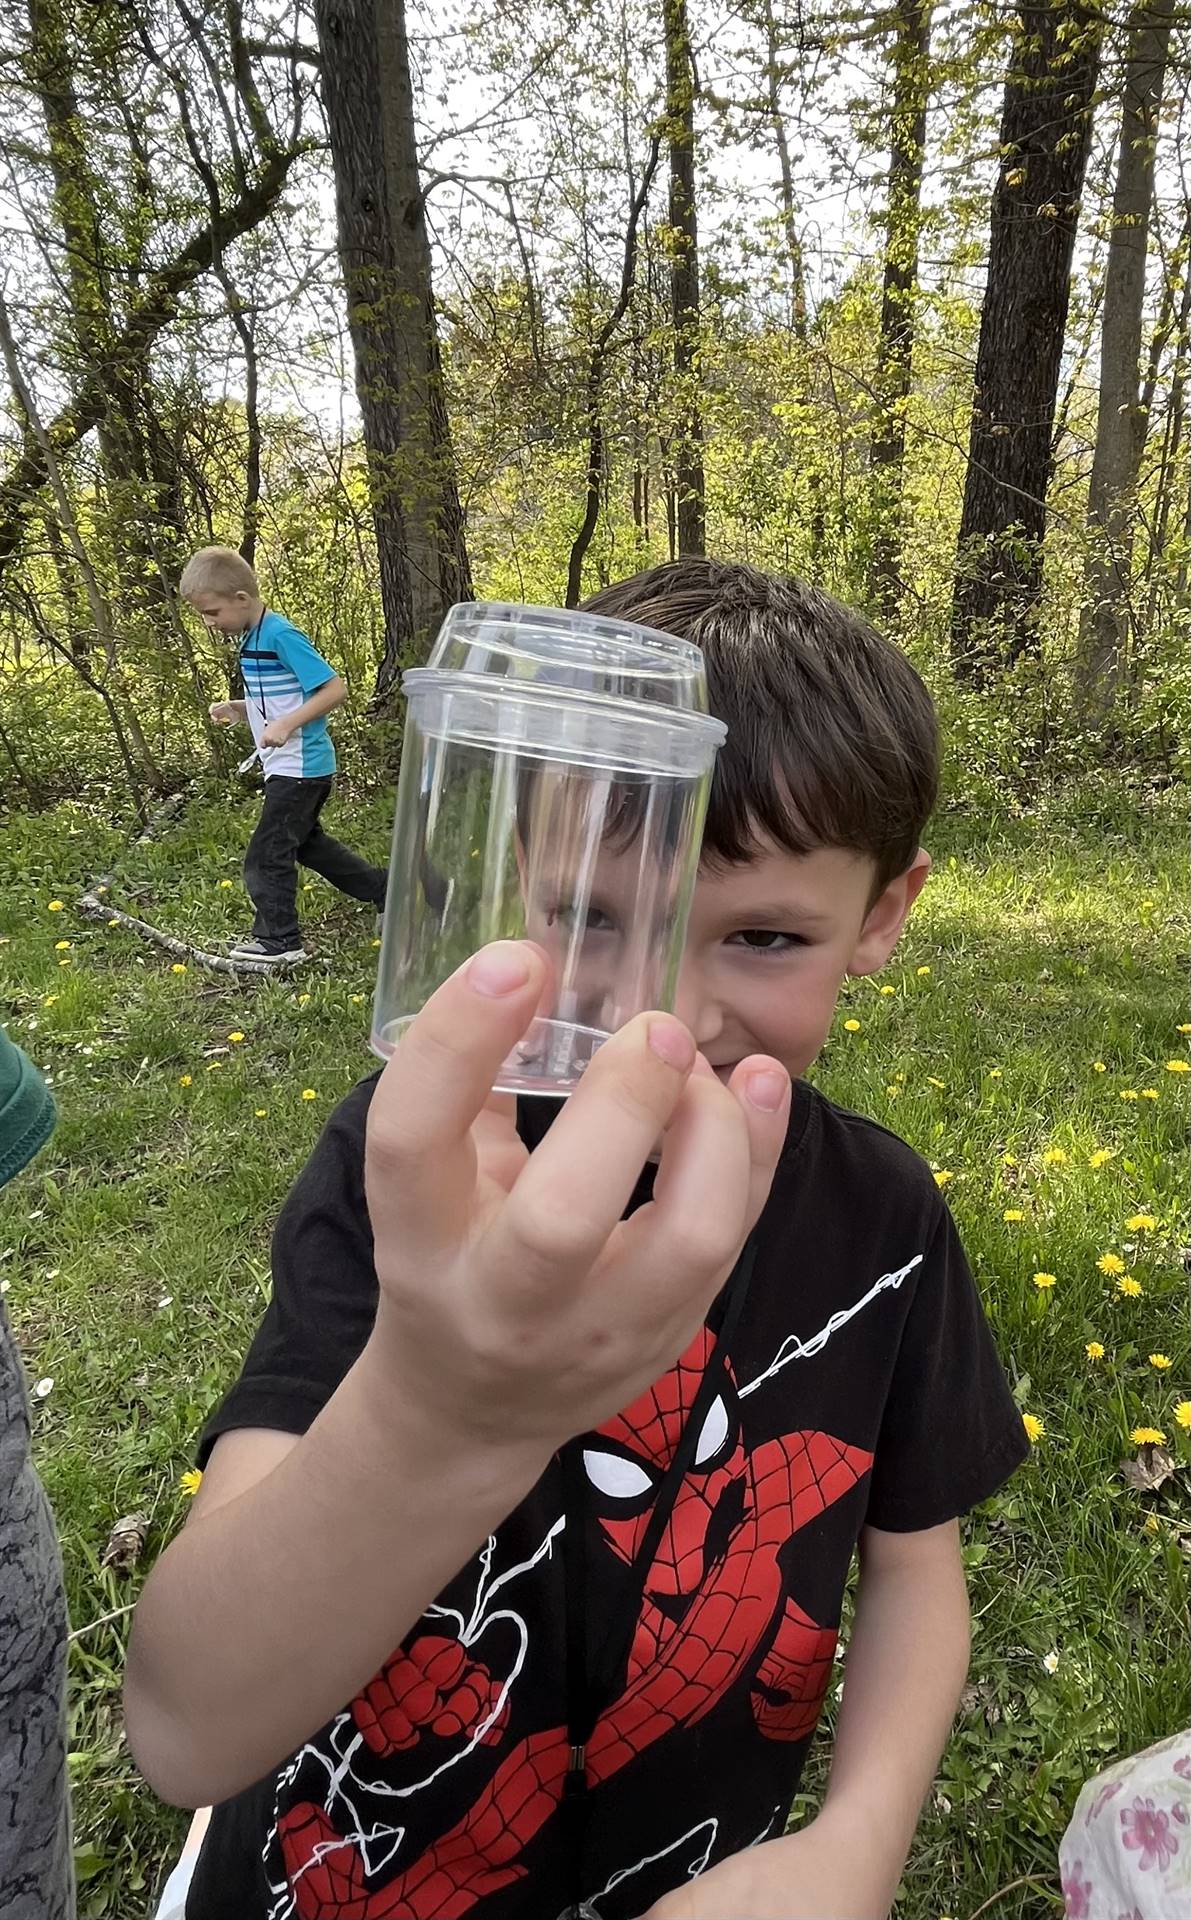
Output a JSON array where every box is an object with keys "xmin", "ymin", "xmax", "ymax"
[
  {"xmin": 403, "ymin": 670, "xmax": 725, "ymax": 776},
  {"xmin": 423, "ymin": 602, "xmax": 713, "ymax": 712}
]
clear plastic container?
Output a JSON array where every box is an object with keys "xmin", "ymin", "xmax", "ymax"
[{"xmin": 372, "ymin": 603, "xmax": 726, "ymax": 1094}]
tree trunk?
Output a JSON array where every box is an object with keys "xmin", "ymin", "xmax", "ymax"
[
  {"xmin": 663, "ymin": 0, "xmax": 706, "ymax": 556},
  {"xmin": 27, "ymin": 0, "xmax": 185, "ymax": 612},
  {"xmin": 0, "ymin": 141, "xmax": 297, "ymax": 581},
  {"xmin": 950, "ymin": 1, "xmax": 1102, "ymax": 680},
  {"xmin": 1074, "ymin": 0, "xmax": 1174, "ymax": 717},
  {"xmin": 761, "ymin": 0, "xmax": 807, "ymax": 342},
  {"xmin": 869, "ymin": 0, "xmax": 931, "ymax": 620},
  {"xmin": 565, "ymin": 137, "xmax": 660, "ymax": 607},
  {"xmin": 314, "ymin": 0, "xmax": 472, "ymax": 700}
]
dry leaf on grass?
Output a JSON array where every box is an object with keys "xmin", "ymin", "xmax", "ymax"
[
  {"xmin": 1119, "ymin": 1445, "xmax": 1178, "ymax": 1493},
  {"xmin": 101, "ymin": 1512, "xmax": 149, "ymax": 1572}
]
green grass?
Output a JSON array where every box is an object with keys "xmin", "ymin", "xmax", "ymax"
[{"xmin": 1, "ymin": 787, "xmax": 1188, "ymax": 1919}]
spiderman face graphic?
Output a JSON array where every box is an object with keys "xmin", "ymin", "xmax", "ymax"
[{"xmin": 581, "ymin": 1329, "xmax": 749, "ymax": 1635}]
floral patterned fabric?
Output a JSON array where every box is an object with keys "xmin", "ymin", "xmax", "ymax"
[{"xmin": 1060, "ymin": 1729, "xmax": 1191, "ymax": 1920}]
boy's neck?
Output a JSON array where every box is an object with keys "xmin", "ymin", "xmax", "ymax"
[{"xmin": 239, "ymin": 596, "xmax": 267, "ymax": 632}]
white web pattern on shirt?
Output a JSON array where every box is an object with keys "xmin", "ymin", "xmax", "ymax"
[
  {"xmin": 580, "ymin": 1802, "xmax": 782, "ymax": 1917},
  {"xmin": 739, "ymin": 1253, "xmax": 923, "ymax": 1398},
  {"xmin": 262, "ymin": 1516, "xmax": 565, "ymax": 1915}
]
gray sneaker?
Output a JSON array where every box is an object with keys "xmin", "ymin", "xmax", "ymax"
[{"xmin": 228, "ymin": 938, "xmax": 307, "ymax": 965}]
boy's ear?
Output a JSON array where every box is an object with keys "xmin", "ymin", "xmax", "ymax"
[{"xmin": 846, "ymin": 849, "xmax": 931, "ymax": 977}]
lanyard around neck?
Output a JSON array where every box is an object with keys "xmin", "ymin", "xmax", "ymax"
[{"xmin": 243, "ymin": 607, "xmax": 268, "ymax": 721}]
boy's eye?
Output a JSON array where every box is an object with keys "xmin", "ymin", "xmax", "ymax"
[
  {"xmin": 728, "ymin": 929, "xmax": 806, "ymax": 952},
  {"xmin": 545, "ymin": 903, "xmax": 617, "ymax": 935}
]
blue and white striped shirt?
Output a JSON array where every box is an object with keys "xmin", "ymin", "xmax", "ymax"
[{"xmin": 240, "ymin": 610, "xmax": 337, "ymax": 780}]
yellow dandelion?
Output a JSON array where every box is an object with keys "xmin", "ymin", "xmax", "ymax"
[
  {"xmin": 1097, "ymin": 1252, "xmax": 1126, "ymax": 1275},
  {"xmin": 1126, "ymin": 1214, "xmax": 1157, "ymax": 1231},
  {"xmin": 885, "ymin": 1084, "xmax": 900, "ymax": 1097},
  {"xmin": 1022, "ymin": 1413, "xmax": 1044, "ymax": 1444},
  {"xmin": 171, "ymin": 962, "xmax": 187, "ymax": 974},
  {"xmin": 48, "ymin": 900, "xmax": 63, "ymax": 911},
  {"xmin": 227, "ymin": 1031, "xmax": 245, "ymax": 1044},
  {"xmin": 879, "ymin": 984, "xmax": 896, "ymax": 996},
  {"xmin": 255, "ymin": 1107, "xmax": 268, "ymax": 1117},
  {"xmin": 42, "ymin": 995, "xmax": 57, "ymax": 1007},
  {"xmin": 178, "ymin": 1074, "xmax": 192, "ymax": 1086},
  {"xmin": 1148, "ymin": 1354, "xmax": 1172, "ymax": 1371},
  {"xmin": 57, "ymin": 958, "xmax": 71, "ymax": 968},
  {"xmin": 1042, "ymin": 1148, "xmax": 1067, "ymax": 1166},
  {"xmin": 1116, "ymin": 1276, "xmax": 1143, "ymax": 1298},
  {"xmin": 1003, "ymin": 1208, "xmax": 1024, "ymax": 1223},
  {"xmin": 1143, "ymin": 1513, "xmax": 1160, "ymax": 1534},
  {"xmin": 107, "ymin": 917, "xmax": 119, "ymax": 927},
  {"xmin": 1176, "ymin": 1022, "xmax": 1191, "ymax": 1035},
  {"xmin": 1130, "ymin": 1426, "xmax": 1166, "ymax": 1446},
  {"xmin": 1140, "ymin": 1088, "xmax": 1159, "ymax": 1099},
  {"xmin": 219, "ymin": 879, "xmax": 233, "ymax": 889},
  {"xmin": 301, "ymin": 1088, "xmax": 317, "ymax": 1101},
  {"xmin": 843, "ymin": 1019, "xmax": 861, "ymax": 1033},
  {"xmin": 1002, "ymin": 1153, "xmax": 1017, "ymax": 1167},
  {"xmin": 987, "ymin": 1067, "xmax": 1003, "ymax": 1080},
  {"xmin": 1119, "ymin": 1089, "xmax": 1139, "ymax": 1101},
  {"xmin": 371, "ymin": 937, "xmax": 381, "ymax": 948},
  {"xmin": 350, "ymin": 993, "xmax": 365, "ymax": 1004},
  {"xmin": 1089, "ymin": 1149, "xmax": 1115, "ymax": 1168},
  {"xmin": 179, "ymin": 1469, "xmax": 203, "ymax": 1498},
  {"xmin": 916, "ymin": 965, "xmax": 931, "ymax": 977},
  {"xmin": 934, "ymin": 1170, "xmax": 953, "ymax": 1188},
  {"xmin": 1165, "ymin": 1059, "xmax": 1190, "ymax": 1074},
  {"xmin": 1174, "ymin": 1400, "xmax": 1191, "ymax": 1431},
  {"xmin": 1033, "ymin": 1272, "xmax": 1057, "ymax": 1290},
  {"xmin": 1085, "ymin": 1341, "xmax": 1105, "ymax": 1361},
  {"xmin": 927, "ymin": 1076, "xmax": 947, "ymax": 1090},
  {"xmin": 54, "ymin": 939, "xmax": 70, "ymax": 951}
]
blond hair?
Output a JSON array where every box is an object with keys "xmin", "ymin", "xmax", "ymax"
[{"xmin": 179, "ymin": 546, "xmax": 259, "ymax": 601}]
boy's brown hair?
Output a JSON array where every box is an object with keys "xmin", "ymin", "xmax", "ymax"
[
  {"xmin": 585, "ymin": 559, "xmax": 939, "ymax": 892},
  {"xmin": 179, "ymin": 546, "xmax": 259, "ymax": 601}
]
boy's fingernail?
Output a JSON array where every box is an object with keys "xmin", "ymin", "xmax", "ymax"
[
  {"xmin": 746, "ymin": 1068, "xmax": 789, "ymax": 1112},
  {"xmin": 647, "ymin": 1018, "xmax": 696, "ymax": 1072},
  {"xmin": 467, "ymin": 943, "xmax": 532, "ymax": 997}
]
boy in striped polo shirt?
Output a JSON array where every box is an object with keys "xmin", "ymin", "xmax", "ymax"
[{"xmin": 181, "ymin": 547, "xmax": 387, "ymax": 965}]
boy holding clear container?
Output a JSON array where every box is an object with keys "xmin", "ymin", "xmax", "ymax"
[{"xmin": 128, "ymin": 560, "xmax": 1027, "ymax": 1920}]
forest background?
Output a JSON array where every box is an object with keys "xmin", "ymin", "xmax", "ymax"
[{"xmin": 0, "ymin": 1, "xmax": 1188, "ymax": 1915}]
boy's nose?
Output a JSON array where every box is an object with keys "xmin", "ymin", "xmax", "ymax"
[{"xmin": 673, "ymin": 967, "xmax": 724, "ymax": 1054}]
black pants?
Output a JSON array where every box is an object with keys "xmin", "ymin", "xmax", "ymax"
[{"xmin": 243, "ymin": 776, "xmax": 386, "ymax": 949}]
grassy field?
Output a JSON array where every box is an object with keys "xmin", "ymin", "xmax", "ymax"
[{"xmin": 0, "ymin": 782, "xmax": 1188, "ymax": 1920}]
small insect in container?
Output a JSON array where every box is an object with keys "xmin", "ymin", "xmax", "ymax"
[{"xmin": 372, "ymin": 602, "xmax": 726, "ymax": 1094}]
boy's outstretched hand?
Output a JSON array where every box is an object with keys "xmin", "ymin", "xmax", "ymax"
[{"xmin": 364, "ymin": 938, "xmax": 791, "ymax": 1456}]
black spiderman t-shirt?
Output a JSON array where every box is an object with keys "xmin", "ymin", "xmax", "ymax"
[{"xmin": 185, "ymin": 1075, "xmax": 1027, "ymax": 1920}]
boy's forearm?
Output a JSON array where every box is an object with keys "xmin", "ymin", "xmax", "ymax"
[
  {"xmin": 289, "ymin": 675, "xmax": 345, "ymax": 730},
  {"xmin": 641, "ymin": 1525, "xmax": 971, "ymax": 1920},
  {"xmin": 814, "ymin": 1523, "xmax": 970, "ymax": 1907},
  {"xmin": 124, "ymin": 1334, "xmax": 550, "ymax": 1808}
]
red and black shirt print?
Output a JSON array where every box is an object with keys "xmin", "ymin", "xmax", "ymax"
[{"xmin": 185, "ymin": 1077, "xmax": 1028, "ymax": 1920}]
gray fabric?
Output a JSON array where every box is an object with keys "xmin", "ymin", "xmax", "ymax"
[{"xmin": 0, "ymin": 1303, "xmax": 74, "ymax": 1918}]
